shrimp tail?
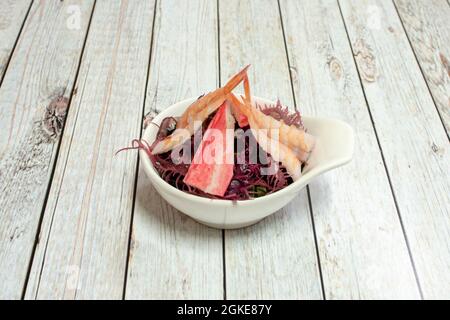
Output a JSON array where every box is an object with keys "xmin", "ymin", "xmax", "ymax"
[
  {"xmin": 153, "ymin": 66, "xmax": 250, "ymax": 155},
  {"xmin": 224, "ymin": 64, "xmax": 250, "ymax": 92},
  {"xmin": 176, "ymin": 65, "xmax": 250, "ymax": 130},
  {"xmin": 243, "ymin": 74, "xmax": 251, "ymax": 104}
]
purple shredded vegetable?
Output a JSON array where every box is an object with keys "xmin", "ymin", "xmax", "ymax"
[{"xmin": 125, "ymin": 101, "xmax": 303, "ymax": 200}]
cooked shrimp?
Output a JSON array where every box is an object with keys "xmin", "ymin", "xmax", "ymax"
[
  {"xmin": 152, "ymin": 65, "xmax": 250, "ymax": 155},
  {"xmin": 247, "ymin": 109, "xmax": 302, "ymax": 181},
  {"xmin": 229, "ymin": 86, "xmax": 302, "ymax": 180},
  {"xmin": 229, "ymin": 91, "xmax": 314, "ymax": 154},
  {"xmin": 228, "ymin": 92, "xmax": 248, "ymax": 127},
  {"xmin": 243, "ymin": 74, "xmax": 251, "ymax": 105},
  {"xmin": 291, "ymin": 133, "xmax": 315, "ymax": 161},
  {"xmin": 250, "ymin": 106, "xmax": 312, "ymax": 153}
]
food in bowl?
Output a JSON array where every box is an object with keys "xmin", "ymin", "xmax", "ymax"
[{"xmin": 126, "ymin": 66, "xmax": 316, "ymax": 200}]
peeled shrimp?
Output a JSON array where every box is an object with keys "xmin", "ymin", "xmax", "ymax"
[
  {"xmin": 151, "ymin": 66, "xmax": 250, "ymax": 155},
  {"xmin": 228, "ymin": 92, "xmax": 315, "ymax": 154},
  {"xmin": 229, "ymin": 83, "xmax": 302, "ymax": 180},
  {"xmin": 247, "ymin": 107, "xmax": 302, "ymax": 181},
  {"xmin": 253, "ymin": 110, "xmax": 314, "ymax": 153}
]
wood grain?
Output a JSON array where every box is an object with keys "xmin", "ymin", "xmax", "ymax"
[
  {"xmin": 0, "ymin": 0, "xmax": 445, "ymax": 300},
  {"xmin": 219, "ymin": 0, "xmax": 323, "ymax": 299},
  {"xmin": 394, "ymin": 0, "xmax": 450, "ymax": 138},
  {"xmin": 0, "ymin": 0, "xmax": 94, "ymax": 300},
  {"xmin": 280, "ymin": 0, "xmax": 420, "ymax": 299},
  {"xmin": 24, "ymin": 0, "xmax": 155, "ymax": 299},
  {"xmin": 0, "ymin": 0, "xmax": 31, "ymax": 81},
  {"xmin": 340, "ymin": 0, "xmax": 450, "ymax": 299},
  {"xmin": 124, "ymin": 0, "xmax": 223, "ymax": 300}
]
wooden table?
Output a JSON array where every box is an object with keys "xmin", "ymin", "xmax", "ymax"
[{"xmin": 0, "ymin": 0, "xmax": 448, "ymax": 300}]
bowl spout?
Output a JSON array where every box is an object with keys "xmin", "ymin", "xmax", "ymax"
[{"xmin": 300, "ymin": 117, "xmax": 354, "ymax": 182}]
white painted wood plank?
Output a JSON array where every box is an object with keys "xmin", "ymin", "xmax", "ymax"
[
  {"xmin": 280, "ymin": 0, "xmax": 419, "ymax": 299},
  {"xmin": 394, "ymin": 0, "xmax": 450, "ymax": 137},
  {"xmin": 0, "ymin": 0, "xmax": 31, "ymax": 80},
  {"xmin": 0, "ymin": 0, "xmax": 94, "ymax": 300},
  {"xmin": 25, "ymin": 0, "xmax": 155, "ymax": 299},
  {"xmin": 125, "ymin": 0, "xmax": 223, "ymax": 300},
  {"xmin": 219, "ymin": 0, "xmax": 323, "ymax": 299},
  {"xmin": 340, "ymin": 0, "xmax": 450, "ymax": 299}
]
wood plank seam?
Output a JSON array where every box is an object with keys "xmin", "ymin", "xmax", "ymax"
[
  {"xmin": 220, "ymin": 0, "xmax": 323, "ymax": 299},
  {"xmin": 124, "ymin": 0, "xmax": 222, "ymax": 299},
  {"xmin": 22, "ymin": 1, "xmax": 97, "ymax": 298},
  {"xmin": 276, "ymin": 0, "xmax": 298, "ymax": 110},
  {"xmin": 121, "ymin": 0, "xmax": 159, "ymax": 300},
  {"xmin": 276, "ymin": 0, "xmax": 326, "ymax": 299},
  {"xmin": 222, "ymin": 230, "xmax": 226, "ymax": 300},
  {"xmin": 216, "ymin": 0, "xmax": 228, "ymax": 301},
  {"xmin": 392, "ymin": 0, "xmax": 450, "ymax": 141},
  {"xmin": 30, "ymin": 66, "xmax": 92, "ymax": 299},
  {"xmin": 0, "ymin": 0, "xmax": 33, "ymax": 89},
  {"xmin": 72, "ymin": 0, "xmax": 131, "ymax": 298},
  {"xmin": 336, "ymin": 0, "xmax": 424, "ymax": 298},
  {"xmin": 25, "ymin": 0, "xmax": 157, "ymax": 299},
  {"xmin": 306, "ymin": 188, "xmax": 327, "ymax": 299},
  {"xmin": 0, "ymin": 0, "xmax": 96, "ymax": 299},
  {"xmin": 280, "ymin": 0, "xmax": 421, "ymax": 298},
  {"xmin": 216, "ymin": 0, "xmax": 222, "ymax": 86}
]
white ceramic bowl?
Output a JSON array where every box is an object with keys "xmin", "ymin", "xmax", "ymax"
[{"xmin": 140, "ymin": 96, "xmax": 354, "ymax": 229}]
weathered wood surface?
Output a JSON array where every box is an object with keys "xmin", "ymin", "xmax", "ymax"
[
  {"xmin": 25, "ymin": 0, "xmax": 155, "ymax": 299},
  {"xmin": 219, "ymin": 0, "xmax": 323, "ymax": 299},
  {"xmin": 394, "ymin": 0, "xmax": 450, "ymax": 138},
  {"xmin": 0, "ymin": 0, "xmax": 31, "ymax": 81},
  {"xmin": 339, "ymin": 0, "xmax": 450, "ymax": 299},
  {"xmin": 0, "ymin": 0, "xmax": 448, "ymax": 300},
  {"xmin": 125, "ymin": 0, "xmax": 224, "ymax": 300},
  {"xmin": 0, "ymin": 0, "xmax": 94, "ymax": 300},
  {"xmin": 280, "ymin": 0, "xmax": 419, "ymax": 299}
]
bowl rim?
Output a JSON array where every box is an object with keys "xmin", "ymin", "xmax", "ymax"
[{"xmin": 140, "ymin": 95, "xmax": 352, "ymax": 207}]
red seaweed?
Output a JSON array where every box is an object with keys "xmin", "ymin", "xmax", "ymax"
[{"xmin": 121, "ymin": 101, "xmax": 302, "ymax": 200}]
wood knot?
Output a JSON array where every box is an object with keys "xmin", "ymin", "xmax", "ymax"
[
  {"xmin": 327, "ymin": 57, "xmax": 343, "ymax": 80},
  {"xmin": 431, "ymin": 142, "xmax": 443, "ymax": 156},
  {"xmin": 9, "ymin": 227, "xmax": 23, "ymax": 242},
  {"xmin": 353, "ymin": 39, "xmax": 378, "ymax": 83},
  {"xmin": 42, "ymin": 96, "xmax": 69, "ymax": 138}
]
